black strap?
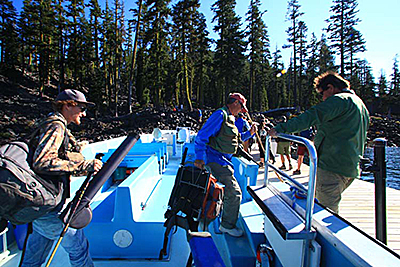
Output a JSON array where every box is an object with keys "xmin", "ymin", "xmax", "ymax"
[{"xmin": 18, "ymin": 222, "xmax": 33, "ymax": 267}]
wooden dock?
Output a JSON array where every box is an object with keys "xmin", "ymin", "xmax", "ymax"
[{"xmin": 252, "ymin": 149, "xmax": 400, "ymax": 255}]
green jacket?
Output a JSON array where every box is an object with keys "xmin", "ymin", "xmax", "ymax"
[{"xmin": 275, "ymin": 91, "xmax": 370, "ymax": 178}]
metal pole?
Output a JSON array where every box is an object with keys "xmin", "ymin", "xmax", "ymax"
[
  {"xmin": 264, "ymin": 136, "xmax": 271, "ymax": 186},
  {"xmin": 374, "ymin": 138, "xmax": 387, "ymax": 244}
]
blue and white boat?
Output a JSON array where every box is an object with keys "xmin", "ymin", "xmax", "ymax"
[{"xmin": 1, "ymin": 128, "xmax": 399, "ymax": 266}]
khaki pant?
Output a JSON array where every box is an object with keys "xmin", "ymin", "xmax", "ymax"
[
  {"xmin": 316, "ymin": 167, "xmax": 354, "ymax": 214},
  {"xmin": 206, "ymin": 162, "xmax": 242, "ymax": 229}
]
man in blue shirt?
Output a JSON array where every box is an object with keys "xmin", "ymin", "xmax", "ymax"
[{"xmin": 194, "ymin": 93, "xmax": 256, "ymax": 237}]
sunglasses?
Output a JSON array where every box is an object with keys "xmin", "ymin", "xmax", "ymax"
[{"xmin": 77, "ymin": 105, "xmax": 87, "ymax": 113}]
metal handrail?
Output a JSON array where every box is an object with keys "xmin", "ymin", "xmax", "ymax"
[{"xmin": 265, "ymin": 133, "xmax": 318, "ymax": 267}]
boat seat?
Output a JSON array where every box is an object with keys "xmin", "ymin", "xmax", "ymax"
[
  {"xmin": 248, "ymin": 185, "xmax": 316, "ymax": 240},
  {"xmin": 187, "ymin": 231, "xmax": 225, "ymax": 267}
]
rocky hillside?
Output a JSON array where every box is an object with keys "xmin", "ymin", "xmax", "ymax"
[
  {"xmin": 0, "ymin": 71, "xmax": 399, "ymax": 147},
  {"xmin": 0, "ymin": 72, "xmax": 206, "ymax": 143}
]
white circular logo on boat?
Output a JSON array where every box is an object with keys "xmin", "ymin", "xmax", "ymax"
[
  {"xmin": 239, "ymin": 164, "xmax": 243, "ymax": 175},
  {"xmin": 113, "ymin": 229, "xmax": 133, "ymax": 248}
]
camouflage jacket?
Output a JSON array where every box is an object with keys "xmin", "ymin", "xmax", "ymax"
[{"xmin": 31, "ymin": 112, "xmax": 97, "ymax": 177}]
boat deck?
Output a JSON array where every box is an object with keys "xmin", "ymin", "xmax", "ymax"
[{"xmin": 253, "ymin": 149, "xmax": 400, "ymax": 255}]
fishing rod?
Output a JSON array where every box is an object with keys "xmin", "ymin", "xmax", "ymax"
[
  {"xmin": 45, "ymin": 133, "xmax": 140, "ymax": 267},
  {"xmin": 45, "ymin": 173, "xmax": 93, "ymax": 267}
]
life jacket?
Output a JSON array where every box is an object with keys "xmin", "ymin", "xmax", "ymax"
[{"xmin": 208, "ymin": 106, "xmax": 240, "ymax": 154}]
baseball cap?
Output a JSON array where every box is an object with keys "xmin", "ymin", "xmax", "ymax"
[
  {"xmin": 229, "ymin": 92, "xmax": 248, "ymax": 113},
  {"xmin": 55, "ymin": 89, "xmax": 95, "ymax": 106}
]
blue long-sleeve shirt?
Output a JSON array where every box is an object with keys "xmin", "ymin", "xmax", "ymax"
[
  {"xmin": 195, "ymin": 110, "xmax": 232, "ymax": 166},
  {"xmin": 235, "ymin": 117, "xmax": 253, "ymax": 141},
  {"xmin": 195, "ymin": 109, "xmax": 253, "ymax": 167}
]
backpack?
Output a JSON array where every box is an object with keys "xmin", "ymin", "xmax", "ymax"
[
  {"xmin": 164, "ymin": 164, "xmax": 211, "ymax": 221},
  {"xmin": 159, "ymin": 148, "xmax": 224, "ymax": 259},
  {"xmin": 0, "ymin": 119, "xmax": 68, "ymax": 225},
  {"xmin": 201, "ymin": 175, "xmax": 224, "ymax": 220}
]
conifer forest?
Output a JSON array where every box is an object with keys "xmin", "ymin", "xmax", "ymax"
[{"xmin": 0, "ymin": 0, "xmax": 399, "ymax": 116}]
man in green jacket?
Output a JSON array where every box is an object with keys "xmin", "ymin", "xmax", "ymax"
[{"xmin": 268, "ymin": 72, "xmax": 370, "ymax": 213}]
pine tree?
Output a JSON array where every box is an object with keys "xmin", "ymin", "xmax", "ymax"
[
  {"xmin": 65, "ymin": 0, "xmax": 86, "ymax": 88},
  {"xmin": 191, "ymin": 12, "xmax": 212, "ymax": 108},
  {"xmin": 54, "ymin": 0, "xmax": 67, "ymax": 91},
  {"xmin": 110, "ymin": 0, "xmax": 126, "ymax": 116},
  {"xmin": 86, "ymin": 0, "xmax": 104, "ymax": 106},
  {"xmin": 212, "ymin": 0, "xmax": 246, "ymax": 105},
  {"xmin": 143, "ymin": 0, "xmax": 172, "ymax": 108},
  {"xmin": 355, "ymin": 59, "xmax": 375, "ymax": 102},
  {"xmin": 87, "ymin": 0, "xmax": 102, "ymax": 71},
  {"xmin": 126, "ymin": 0, "xmax": 144, "ymax": 113},
  {"xmin": 285, "ymin": 0, "xmax": 304, "ymax": 107},
  {"xmin": 318, "ymin": 33, "xmax": 336, "ymax": 73},
  {"xmin": 171, "ymin": 0, "xmax": 202, "ymax": 111},
  {"xmin": 0, "ymin": 0, "xmax": 19, "ymax": 68},
  {"xmin": 345, "ymin": 26, "xmax": 365, "ymax": 77},
  {"xmin": 245, "ymin": 0, "xmax": 270, "ymax": 111},
  {"xmin": 21, "ymin": 0, "xmax": 58, "ymax": 95},
  {"xmin": 390, "ymin": 55, "xmax": 400, "ymax": 96},
  {"xmin": 131, "ymin": 1, "xmax": 149, "ymax": 106},
  {"xmin": 326, "ymin": 0, "xmax": 365, "ymax": 78},
  {"xmin": 269, "ymin": 46, "xmax": 286, "ymax": 109},
  {"xmin": 377, "ymin": 71, "xmax": 388, "ymax": 96},
  {"xmin": 18, "ymin": 0, "xmax": 39, "ymax": 73},
  {"xmin": 101, "ymin": 1, "xmax": 114, "ymax": 108},
  {"xmin": 304, "ymin": 33, "xmax": 319, "ymax": 108},
  {"xmin": 297, "ymin": 20, "xmax": 307, "ymax": 108}
]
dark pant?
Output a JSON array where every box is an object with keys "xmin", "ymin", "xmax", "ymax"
[{"xmin": 206, "ymin": 162, "xmax": 242, "ymax": 229}]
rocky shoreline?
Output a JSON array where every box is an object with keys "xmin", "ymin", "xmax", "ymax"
[{"xmin": 0, "ymin": 75, "xmax": 399, "ymax": 147}]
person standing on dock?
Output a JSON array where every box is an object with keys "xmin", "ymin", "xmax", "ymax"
[
  {"xmin": 276, "ymin": 116, "xmax": 293, "ymax": 171},
  {"xmin": 194, "ymin": 92, "xmax": 256, "ymax": 237},
  {"xmin": 268, "ymin": 72, "xmax": 370, "ymax": 213},
  {"xmin": 21, "ymin": 89, "xmax": 103, "ymax": 267},
  {"xmin": 293, "ymin": 127, "xmax": 314, "ymax": 175}
]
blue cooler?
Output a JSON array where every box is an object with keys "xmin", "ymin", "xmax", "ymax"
[{"xmin": 232, "ymin": 157, "xmax": 259, "ymax": 203}]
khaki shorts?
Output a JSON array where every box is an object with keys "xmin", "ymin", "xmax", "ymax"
[
  {"xmin": 316, "ymin": 167, "xmax": 354, "ymax": 213},
  {"xmin": 276, "ymin": 141, "xmax": 290, "ymax": 155}
]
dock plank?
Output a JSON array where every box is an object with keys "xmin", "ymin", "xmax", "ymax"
[{"xmin": 251, "ymin": 148, "xmax": 400, "ymax": 256}]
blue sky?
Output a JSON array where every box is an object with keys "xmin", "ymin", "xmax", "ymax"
[
  {"xmin": 12, "ymin": 0, "xmax": 399, "ymax": 82},
  {"xmin": 199, "ymin": 0, "xmax": 400, "ymax": 81}
]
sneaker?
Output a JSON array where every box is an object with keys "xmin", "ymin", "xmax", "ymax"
[
  {"xmin": 279, "ymin": 165, "xmax": 286, "ymax": 170},
  {"xmin": 219, "ymin": 225, "xmax": 244, "ymax": 237},
  {"xmin": 293, "ymin": 169, "xmax": 301, "ymax": 175},
  {"xmin": 288, "ymin": 164, "xmax": 293, "ymax": 170}
]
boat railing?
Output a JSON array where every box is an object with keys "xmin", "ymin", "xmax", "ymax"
[
  {"xmin": 265, "ymin": 133, "xmax": 317, "ymax": 232},
  {"xmin": 264, "ymin": 133, "xmax": 318, "ymax": 267}
]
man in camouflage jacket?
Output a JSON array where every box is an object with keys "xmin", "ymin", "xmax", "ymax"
[{"xmin": 21, "ymin": 89, "xmax": 102, "ymax": 267}]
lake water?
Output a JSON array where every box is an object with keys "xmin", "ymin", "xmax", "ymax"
[{"xmin": 362, "ymin": 147, "xmax": 400, "ymax": 190}]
